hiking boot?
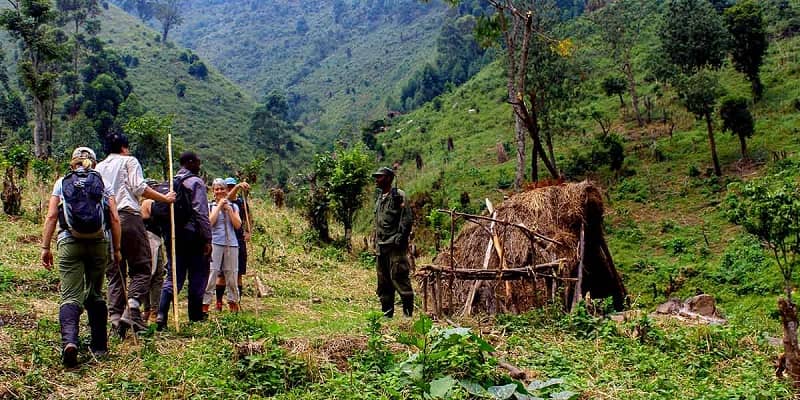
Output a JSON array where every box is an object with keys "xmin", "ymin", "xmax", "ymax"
[
  {"xmin": 380, "ymin": 298, "xmax": 394, "ymax": 318},
  {"xmin": 228, "ymin": 302, "xmax": 240, "ymax": 312},
  {"xmin": 120, "ymin": 307, "xmax": 146, "ymax": 334},
  {"xmin": 402, "ymin": 295, "xmax": 414, "ymax": 318},
  {"xmin": 85, "ymin": 300, "xmax": 108, "ymax": 355},
  {"xmin": 155, "ymin": 314, "xmax": 167, "ymax": 332},
  {"xmin": 62, "ymin": 343, "xmax": 79, "ymax": 368},
  {"xmin": 215, "ymin": 301, "xmax": 223, "ymax": 312}
]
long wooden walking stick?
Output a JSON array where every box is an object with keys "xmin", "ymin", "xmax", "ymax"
[{"xmin": 168, "ymin": 134, "xmax": 180, "ymax": 332}]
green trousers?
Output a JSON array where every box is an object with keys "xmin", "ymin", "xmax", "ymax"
[
  {"xmin": 376, "ymin": 246, "xmax": 413, "ymax": 305},
  {"xmin": 58, "ymin": 237, "xmax": 108, "ymax": 308}
]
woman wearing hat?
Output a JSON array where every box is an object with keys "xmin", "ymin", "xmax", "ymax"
[{"xmin": 40, "ymin": 147, "xmax": 122, "ymax": 367}]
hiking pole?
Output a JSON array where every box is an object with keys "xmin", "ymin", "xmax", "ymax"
[
  {"xmin": 241, "ymin": 190, "xmax": 252, "ymax": 312},
  {"xmin": 168, "ymin": 134, "xmax": 180, "ymax": 332}
]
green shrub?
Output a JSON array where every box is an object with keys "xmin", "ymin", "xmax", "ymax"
[
  {"xmin": 236, "ymin": 339, "xmax": 311, "ymax": 397},
  {"xmin": 0, "ymin": 264, "xmax": 15, "ymax": 292},
  {"xmin": 709, "ymin": 237, "xmax": 778, "ymax": 295}
]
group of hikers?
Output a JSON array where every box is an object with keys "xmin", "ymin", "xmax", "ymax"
[
  {"xmin": 39, "ymin": 135, "xmax": 415, "ymax": 368},
  {"xmin": 40, "ymin": 135, "xmax": 251, "ymax": 367}
]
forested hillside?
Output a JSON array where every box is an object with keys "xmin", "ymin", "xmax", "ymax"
[
  {"xmin": 1, "ymin": 2, "xmax": 257, "ymax": 176},
  {"xmin": 5, "ymin": 0, "xmax": 800, "ymax": 398},
  {"xmin": 95, "ymin": 5, "xmax": 257, "ymax": 174},
  {"xmin": 115, "ymin": 0, "xmax": 453, "ymax": 143}
]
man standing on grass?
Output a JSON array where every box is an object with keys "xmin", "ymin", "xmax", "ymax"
[
  {"xmin": 95, "ymin": 133, "xmax": 176, "ymax": 336},
  {"xmin": 156, "ymin": 151, "xmax": 213, "ymax": 329},
  {"xmin": 373, "ymin": 167, "xmax": 414, "ymax": 318}
]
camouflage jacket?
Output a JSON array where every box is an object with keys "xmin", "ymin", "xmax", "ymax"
[{"xmin": 374, "ymin": 188, "xmax": 412, "ymax": 249}]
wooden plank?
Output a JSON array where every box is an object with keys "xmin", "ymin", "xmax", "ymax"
[{"xmin": 571, "ymin": 224, "xmax": 586, "ymax": 311}]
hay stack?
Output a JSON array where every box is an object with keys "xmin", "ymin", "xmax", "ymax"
[{"xmin": 429, "ymin": 181, "xmax": 625, "ymax": 315}]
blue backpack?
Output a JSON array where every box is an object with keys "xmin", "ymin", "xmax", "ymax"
[{"xmin": 58, "ymin": 168, "xmax": 107, "ymax": 239}]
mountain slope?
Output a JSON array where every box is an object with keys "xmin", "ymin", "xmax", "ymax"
[
  {"xmin": 166, "ymin": 0, "xmax": 448, "ymax": 139},
  {"xmin": 95, "ymin": 5, "xmax": 257, "ymax": 175}
]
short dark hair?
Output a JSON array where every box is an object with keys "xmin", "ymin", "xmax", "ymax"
[
  {"xmin": 179, "ymin": 151, "xmax": 199, "ymax": 166},
  {"xmin": 108, "ymin": 133, "xmax": 129, "ymax": 154}
]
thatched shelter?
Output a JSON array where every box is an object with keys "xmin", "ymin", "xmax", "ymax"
[{"xmin": 420, "ymin": 181, "xmax": 626, "ymax": 316}]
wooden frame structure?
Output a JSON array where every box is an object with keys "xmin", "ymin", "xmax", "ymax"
[{"xmin": 417, "ymin": 208, "xmax": 589, "ymax": 317}]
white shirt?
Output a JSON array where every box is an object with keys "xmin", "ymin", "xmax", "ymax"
[{"xmin": 95, "ymin": 153, "xmax": 148, "ymax": 213}]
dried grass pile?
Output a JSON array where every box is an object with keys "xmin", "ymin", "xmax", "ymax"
[{"xmin": 427, "ymin": 181, "xmax": 625, "ymax": 315}]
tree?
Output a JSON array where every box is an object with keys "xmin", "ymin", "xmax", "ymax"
[
  {"xmin": 120, "ymin": 0, "xmax": 153, "ymax": 20},
  {"xmin": 601, "ymin": 76, "xmax": 627, "ymax": 108},
  {"xmin": 719, "ymin": 97, "xmax": 754, "ymax": 159},
  {"xmin": 724, "ymin": 0, "xmax": 769, "ymax": 100},
  {"xmin": 153, "ymin": 0, "xmax": 183, "ymax": 43},
  {"xmin": 659, "ymin": 0, "xmax": 729, "ymax": 74},
  {"xmin": 592, "ymin": 0, "xmax": 656, "ymax": 127},
  {"xmin": 0, "ymin": 144, "xmax": 31, "ymax": 215},
  {"xmin": 328, "ymin": 144, "xmax": 373, "ymax": 250},
  {"xmin": 726, "ymin": 177, "xmax": 800, "ymax": 389},
  {"xmin": 56, "ymin": 0, "xmax": 101, "ymax": 114},
  {"xmin": 305, "ymin": 152, "xmax": 335, "ymax": 243},
  {"xmin": 1, "ymin": 0, "xmax": 68, "ymax": 158},
  {"xmin": 677, "ymin": 70, "xmax": 725, "ymax": 176},
  {"xmin": 125, "ymin": 113, "xmax": 172, "ymax": 180},
  {"xmin": 433, "ymin": 0, "xmax": 568, "ymax": 187}
]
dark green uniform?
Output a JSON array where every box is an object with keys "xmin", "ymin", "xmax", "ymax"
[{"xmin": 374, "ymin": 187, "xmax": 414, "ymax": 317}]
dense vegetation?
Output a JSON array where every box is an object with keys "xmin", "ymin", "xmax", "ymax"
[{"xmin": 4, "ymin": 0, "xmax": 800, "ymax": 398}]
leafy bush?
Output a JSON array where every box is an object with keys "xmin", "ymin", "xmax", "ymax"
[
  {"xmin": 614, "ymin": 177, "xmax": 648, "ymax": 203},
  {"xmin": 709, "ymin": 236, "xmax": 777, "ymax": 295},
  {"xmin": 0, "ymin": 263, "xmax": 14, "ymax": 292},
  {"xmin": 188, "ymin": 61, "xmax": 209, "ymax": 79},
  {"xmin": 236, "ymin": 339, "xmax": 311, "ymax": 397}
]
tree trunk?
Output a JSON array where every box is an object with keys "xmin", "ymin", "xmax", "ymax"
[
  {"xmin": 510, "ymin": 92, "xmax": 525, "ymax": 191},
  {"xmin": 705, "ymin": 113, "xmax": 722, "ymax": 176},
  {"xmin": 623, "ymin": 60, "xmax": 644, "ymax": 127},
  {"xmin": 32, "ymin": 98, "xmax": 50, "ymax": 158},
  {"xmin": 738, "ymin": 134, "xmax": 748, "ymax": 160},
  {"xmin": 778, "ymin": 297, "xmax": 800, "ymax": 389},
  {"xmin": 618, "ymin": 93, "xmax": 624, "ymax": 108},
  {"xmin": 1, "ymin": 169, "xmax": 22, "ymax": 216},
  {"xmin": 344, "ymin": 218, "xmax": 353, "ymax": 252}
]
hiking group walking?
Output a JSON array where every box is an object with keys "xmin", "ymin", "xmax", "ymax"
[
  {"xmin": 40, "ymin": 138, "xmax": 251, "ymax": 367},
  {"xmin": 40, "ymin": 139, "xmax": 414, "ymax": 368}
]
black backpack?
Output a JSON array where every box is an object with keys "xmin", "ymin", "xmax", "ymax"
[
  {"xmin": 150, "ymin": 173, "xmax": 196, "ymax": 232},
  {"xmin": 58, "ymin": 169, "xmax": 107, "ymax": 239}
]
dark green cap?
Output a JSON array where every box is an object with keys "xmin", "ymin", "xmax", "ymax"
[{"xmin": 372, "ymin": 166, "xmax": 395, "ymax": 177}]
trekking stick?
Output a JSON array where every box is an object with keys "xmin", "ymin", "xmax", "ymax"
[
  {"xmin": 167, "ymin": 134, "xmax": 180, "ymax": 332},
  {"xmin": 242, "ymin": 191, "xmax": 252, "ymax": 311}
]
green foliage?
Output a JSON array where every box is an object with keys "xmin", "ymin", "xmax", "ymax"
[
  {"xmin": 660, "ymin": 0, "xmax": 729, "ymax": 73},
  {"xmin": 235, "ymin": 338, "xmax": 311, "ymax": 397},
  {"xmin": 328, "ymin": 143, "xmax": 373, "ymax": 245},
  {"xmin": 719, "ymin": 96, "xmax": 754, "ymax": 157},
  {"xmin": 724, "ymin": 0, "xmax": 769, "ymax": 99},
  {"xmin": 124, "ymin": 113, "xmax": 172, "ymax": 179},
  {"xmin": 562, "ymin": 133, "xmax": 625, "ymax": 179},
  {"xmin": 677, "ymin": 70, "xmax": 725, "ymax": 119},
  {"xmin": 0, "ymin": 263, "xmax": 14, "ymax": 292},
  {"xmin": 601, "ymin": 75, "xmax": 627, "ymax": 106},
  {"xmin": 726, "ymin": 174, "xmax": 800, "ymax": 298},
  {"xmin": 709, "ymin": 236, "xmax": 777, "ymax": 295},
  {"xmin": 187, "ymin": 60, "xmax": 208, "ymax": 79}
]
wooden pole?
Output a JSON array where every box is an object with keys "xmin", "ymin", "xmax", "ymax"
[
  {"xmin": 571, "ymin": 224, "xmax": 585, "ymax": 311},
  {"xmin": 167, "ymin": 134, "xmax": 180, "ymax": 332}
]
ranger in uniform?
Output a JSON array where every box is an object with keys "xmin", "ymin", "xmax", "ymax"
[{"xmin": 373, "ymin": 167, "xmax": 414, "ymax": 318}]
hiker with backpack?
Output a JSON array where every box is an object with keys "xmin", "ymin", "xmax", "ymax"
[
  {"xmin": 140, "ymin": 192, "xmax": 168, "ymax": 324},
  {"xmin": 40, "ymin": 147, "xmax": 122, "ymax": 367},
  {"xmin": 202, "ymin": 178, "xmax": 242, "ymax": 314},
  {"xmin": 156, "ymin": 151, "xmax": 213, "ymax": 329},
  {"xmin": 95, "ymin": 133, "xmax": 176, "ymax": 336}
]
